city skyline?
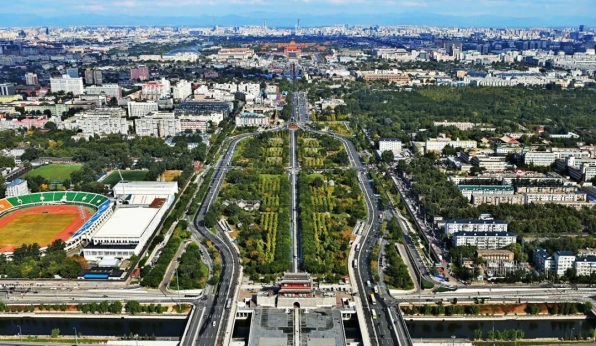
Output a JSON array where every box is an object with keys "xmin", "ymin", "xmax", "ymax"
[{"xmin": 1, "ymin": 0, "xmax": 595, "ymax": 27}]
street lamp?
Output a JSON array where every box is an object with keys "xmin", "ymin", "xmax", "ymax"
[
  {"xmin": 73, "ymin": 327, "xmax": 78, "ymax": 344},
  {"xmin": 451, "ymin": 335, "xmax": 456, "ymax": 346},
  {"xmin": 17, "ymin": 325, "xmax": 22, "ymax": 341}
]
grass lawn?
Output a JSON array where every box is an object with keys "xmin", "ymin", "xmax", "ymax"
[
  {"xmin": 163, "ymin": 170, "xmax": 182, "ymax": 182},
  {"xmin": 24, "ymin": 165, "xmax": 82, "ymax": 182},
  {"xmin": 0, "ymin": 213, "xmax": 78, "ymax": 248},
  {"xmin": 102, "ymin": 170, "xmax": 148, "ymax": 187}
]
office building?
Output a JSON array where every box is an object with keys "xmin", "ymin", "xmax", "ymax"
[
  {"xmin": 458, "ymin": 185, "xmax": 514, "ymax": 201},
  {"xmin": 130, "ymin": 65, "xmax": 149, "ymax": 81},
  {"xmin": 0, "ymin": 83, "xmax": 15, "ymax": 96},
  {"xmin": 60, "ymin": 108, "xmax": 129, "ymax": 135},
  {"xmin": 379, "ymin": 138, "xmax": 402, "ymax": 157},
  {"xmin": 533, "ymin": 248, "xmax": 554, "ymax": 273},
  {"xmin": 415, "ymin": 138, "xmax": 477, "ymax": 154},
  {"xmin": 85, "ymin": 84, "xmax": 122, "ymax": 100},
  {"xmin": 524, "ymin": 151, "xmax": 557, "ymax": 167},
  {"xmin": 235, "ymin": 112, "xmax": 270, "ymax": 127},
  {"xmin": 25, "ymin": 73, "xmax": 38, "ymax": 85},
  {"xmin": 433, "ymin": 120, "xmax": 475, "ymax": 131},
  {"xmin": 452, "ymin": 231, "xmax": 516, "ymax": 249},
  {"xmin": 134, "ymin": 112, "xmax": 181, "ymax": 138},
  {"xmin": 175, "ymin": 101, "xmax": 231, "ymax": 118},
  {"xmin": 574, "ymin": 257, "xmax": 596, "ymax": 276},
  {"xmin": 5, "ymin": 179, "xmax": 28, "ymax": 197},
  {"xmin": 142, "ymin": 78, "xmax": 170, "ymax": 100},
  {"xmin": 173, "ymin": 80, "xmax": 192, "ymax": 100},
  {"xmin": 50, "ymin": 75, "xmax": 84, "ymax": 95},
  {"xmin": 444, "ymin": 219, "xmax": 508, "ymax": 236},
  {"xmin": 554, "ymin": 251, "xmax": 576, "ymax": 276},
  {"xmin": 127, "ymin": 101, "xmax": 158, "ymax": 118}
]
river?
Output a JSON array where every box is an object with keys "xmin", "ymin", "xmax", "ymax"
[
  {"xmin": 406, "ymin": 318, "xmax": 596, "ymax": 340},
  {"xmin": 0, "ymin": 317, "xmax": 187, "ymax": 337}
]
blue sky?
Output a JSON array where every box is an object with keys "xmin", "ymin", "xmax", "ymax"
[{"xmin": 3, "ymin": 0, "xmax": 596, "ymax": 26}]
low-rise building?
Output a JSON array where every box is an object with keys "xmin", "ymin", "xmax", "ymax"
[
  {"xmin": 444, "ymin": 219, "xmax": 508, "ymax": 236},
  {"xmin": 453, "ymin": 231, "xmax": 516, "ymax": 249},
  {"xmin": 458, "ymin": 185, "xmax": 514, "ymax": 201},
  {"xmin": 127, "ymin": 101, "xmax": 158, "ymax": 118},
  {"xmin": 134, "ymin": 112, "xmax": 180, "ymax": 138},
  {"xmin": 554, "ymin": 251, "xmax": 576, "ymax": 276},
  {"xmin": 235, "ymin": 112, "xmax": 270, "ymax": 128},
  {"xmin": 477, "ymin": 249, "xmax": 515, "ymax": 263},
  {"xmin": 379, "ymin": 138, "xmax": 402, "ymax": 157},
  {"xmin": 5, "ymin": 179, "xmax": 28, "ymax": 197},
  {"xmin": 574, "ymin": 257, "xmax": 596, "ymax": 276},
  {"xmin": 533, "ymin": 248, "xmax": 554, "ymax": 273},
  {"xmin": 524, "ymin": 151, "xmax": 557, "ymax": 167}
]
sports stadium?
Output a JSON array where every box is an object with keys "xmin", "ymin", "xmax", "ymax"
[{"xmin": 0, "ymin": 191, "xmax": 112, "ymax": 257}]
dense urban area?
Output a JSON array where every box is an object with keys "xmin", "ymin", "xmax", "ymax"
[{"xmin": 0, "ymin": 22, "xmax": 596, "ymax": 346}]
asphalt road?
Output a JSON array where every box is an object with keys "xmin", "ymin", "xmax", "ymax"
[
  {"xmin": 185, "ymin": 134, "xmax": 252, "ymax": 346},
  {"xmin": 300, "ymin": 122, "xmax": 401, "ymax": 346}
]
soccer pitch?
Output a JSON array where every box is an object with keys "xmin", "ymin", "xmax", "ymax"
[{"xmin": 24, "ymin": 165, "xmax": 82, "ymax": 182}]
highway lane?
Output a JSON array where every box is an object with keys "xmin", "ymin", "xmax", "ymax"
[
  {"xmin": 186, "ymin": 133, "xmax": 252, "ymax": 346},
  {"xmin": 301, "ymin": 122, "xmax": 401, "ymax": 346}
]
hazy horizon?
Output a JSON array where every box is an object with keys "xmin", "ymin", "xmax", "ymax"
[{"xmin": 1, "ymin": 0, "xmax": 595, "ymax": 28}]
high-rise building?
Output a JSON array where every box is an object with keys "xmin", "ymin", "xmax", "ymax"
[
  {"xmin": 0, "ymin": 83, "xmax": 16, "ymax": 96},
  {"xmin": 50, "ymin": 75, "xmax": 84, "ymax": 95},
  {"xmin": 25, "ymin": 73, "xmax": 38, "ymax": 85},
  {"xmin": 94, "ymin": 70, "xmax": 103, "ymax": 85},
  {"xmin": 130, "ymin": 65, "xmax": 149, "ymax": 81},
  {"xmin": 84, "ymin": 68, "xmax": 95, "ymax": 85},
  {"xmin": 66, "ymin": 68, "xmax": 79, "ymax": 78},
  {"xmin": 580, "ymin": 24, "xmax": 586, "ymax": 32},
  {"xmin": 84, "ymin": 69, "xmax": 103, "ymax": 86}
]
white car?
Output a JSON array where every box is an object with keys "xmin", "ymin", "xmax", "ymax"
[{"xmin": 212, "ymin": 321, "xmax": 217, "ymax": 327}]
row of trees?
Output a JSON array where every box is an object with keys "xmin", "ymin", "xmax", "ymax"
[
  {"xmin": 0, "ymin": 240, "xmax": 85, "ymax": 279},
  {"xmin": 383, "ymin": 241, "xmax": 414, "ymax": 290},
  {"xmin": 300, "ymin": 170, "xmax": 366, "ymax": 275},
  {"xmin": 209, "ymin": 131, "xmax": 292, "ymax": 277},
  {"xmin": 173, "ymin": 243, "xmax": 209, "ymax": 290}
]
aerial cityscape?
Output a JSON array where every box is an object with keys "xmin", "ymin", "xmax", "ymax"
[{"xmin": 1, "ymin": 2, "xmax": 596, "ymax": 346}]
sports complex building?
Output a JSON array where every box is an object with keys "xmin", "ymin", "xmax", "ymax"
[{"xmin": 0, "ymin": 181, "xmax": 178, "ymax": 264}]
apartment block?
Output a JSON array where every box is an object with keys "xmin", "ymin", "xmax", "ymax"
[{"xmin": 444, "ymin": 219, "xmax": 508, "ymax": 236}]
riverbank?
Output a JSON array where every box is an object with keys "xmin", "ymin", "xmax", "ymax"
[
  {"xmin": 0, "ymin": 312, "xmax": 188, "ymax": 319},
  {"xmin": 405, "ymin": 315, "xmax": 592, "ymax": 321}
]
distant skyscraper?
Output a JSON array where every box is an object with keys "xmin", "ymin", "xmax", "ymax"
[
  {"xmin": 580, "ymin": 24, "xmax": 586, "ymax": 32},
  {"xmin": 263, "ymin": 21, "xmax": 267, "ymax": 30},
  {"xmin": 66, "ymin": 68, "xmax": 79, "ymax": 78},
  {"xmin": 25, "ymin": 73, "xmax": 38, "ymax": 85}
]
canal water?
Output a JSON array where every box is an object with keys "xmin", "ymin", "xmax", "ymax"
[
  {"xmin": 0, "ymin": 317, "xmax": 187, "ymax": 337},
  {"xmin": 406, "ymin": 318, "xmax": 596, "ymax": 340}
]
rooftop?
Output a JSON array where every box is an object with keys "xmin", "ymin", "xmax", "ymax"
[
  {"xmin": 93, "ymin": 207, "xmax": 159, "ymax": 239},
  {"xmin": 446, "ymin": 219, "xmax": 507, "ymax": 225}
]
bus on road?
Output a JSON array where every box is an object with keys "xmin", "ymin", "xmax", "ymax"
[
  {"xmin": 370, "ymin": 293, "xmax": 377, "ymax": 305},
  {"xmin": 372, "ymin": 309, "xmax": 378, "ymax": 319}
]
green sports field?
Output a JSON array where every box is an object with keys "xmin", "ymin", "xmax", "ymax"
[
  {"xmin": 24, "ymin": 165, "xmax": 82, "ymax": 182},
  {"xmin": 102, "ymin": 171, "xmax": 148, "ymax": 186}
]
